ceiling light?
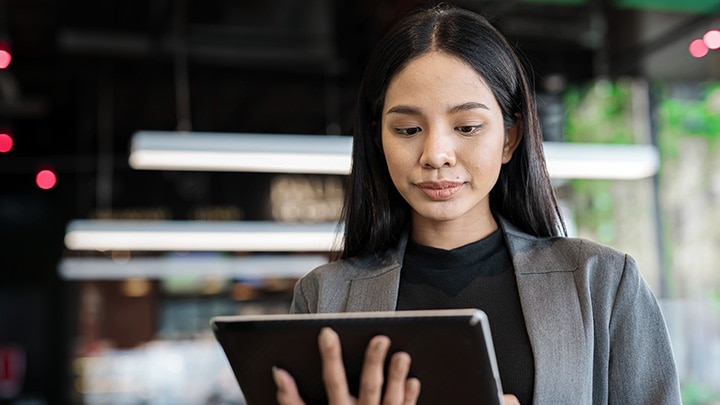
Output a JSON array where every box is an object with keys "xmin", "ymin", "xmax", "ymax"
[
  {"xmin": 64, "ymin": 220, "xmax": 342, "ymax": 252},
  {"xmin": 129, "ymin": 131, "xmax": 352, "ymax": 174},
  {"xmin": 543, "ymin": 142, "xmax": 659, "ymax": 180},
  {"xmin": 59, "ymin": 254, "xmax": 328, "ymax": 280}
]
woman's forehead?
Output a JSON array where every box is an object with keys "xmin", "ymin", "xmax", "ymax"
[{"xmin": 383, "ymin": 51, "xmax": 497, "ymax": 110}]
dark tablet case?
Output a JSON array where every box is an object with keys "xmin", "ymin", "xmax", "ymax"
[{"xmin": 211, "ymin": 308, "xmax": 503, "ymax": 405}]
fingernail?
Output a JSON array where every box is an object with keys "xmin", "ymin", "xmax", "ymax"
[
  {"xmin": 394, "ymin": 352, "xmax": 409, "ymax": 371},
  {"xmin": 374, "ymin": 336, "xmax": 389, "ymax": 353},
  {"xmin": 408, "ymin": 377, "xmax": 421, "ymax": 392},
  {"xmin": 319, "ymin": 327, "xmax": 335, "ymax": 349},
  {"xmin": 272, "ymin": 366, "xmax": 282, "ymax": 389}
]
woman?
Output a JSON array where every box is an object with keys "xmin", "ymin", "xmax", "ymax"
[{"xmin": 274, "ymin": 4, "xmax": 681, "ymax": 404}]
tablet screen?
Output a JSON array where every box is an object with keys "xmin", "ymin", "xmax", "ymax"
[{"xmin": 211, "ymin": 308, "xmax": 503, "ymax": 405}]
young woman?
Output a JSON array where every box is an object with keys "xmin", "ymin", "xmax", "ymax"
[{"xmin": 273, "ymin": 4, "xmax": 681, "ymax": 404}]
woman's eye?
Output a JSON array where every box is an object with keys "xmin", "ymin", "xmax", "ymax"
[
  {"xmin": 396, "ymin": 127, "xmax": 421, "ymax": 136},
  {"xmin": 455, "ymin": 125, "xmax": 480, "ymax": 135}
]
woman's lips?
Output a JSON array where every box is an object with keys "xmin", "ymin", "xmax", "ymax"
[{"xmin": 415, "ymin": 181, "xmax": 464, "ymax": 200}]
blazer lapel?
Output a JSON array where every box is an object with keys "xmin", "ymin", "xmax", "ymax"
[
  {"xmin": 345, "ymin": 265, "xmax": 402, "ymax": 312},
  {"xmin": 500, "ymin": 218, "xmax": 593, "ymax": 404},
  {"xmin": 344, "ymin": 230, "xmax": 409, "ymax": 312}
]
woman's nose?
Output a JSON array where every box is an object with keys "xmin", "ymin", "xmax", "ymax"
[{"xmin": 419, "ymin": 130, "xmax": 456, "ymax": 169}]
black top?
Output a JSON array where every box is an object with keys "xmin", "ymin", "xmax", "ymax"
[{"xmin": 396, "ymin": 229, "xmax": 534, "ymax": 404}]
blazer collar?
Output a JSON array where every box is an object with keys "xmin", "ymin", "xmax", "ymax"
[
  {"xmin": 343, "ymin": 216, "xmax": 580, "ymax": 311},
  {"xmin": 498, "ymin": 217, "xmax": 579, "ymax": 275}
]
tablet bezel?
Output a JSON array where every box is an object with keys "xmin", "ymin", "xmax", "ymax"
[{"xmin": 211, "ymin": 308, "xmax": 503, "ymax": 405}]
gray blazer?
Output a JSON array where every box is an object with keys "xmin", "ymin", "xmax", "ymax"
[{"xmin": 290, "ymin": 217, "xmax": 682, "ymax": 404}]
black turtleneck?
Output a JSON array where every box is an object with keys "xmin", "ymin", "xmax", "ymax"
[{"xmin": 396, "ymin": 229, "xmax": 534, "ymax": 404}]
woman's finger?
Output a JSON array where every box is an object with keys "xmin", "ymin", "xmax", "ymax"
[
  {"xmin": 318, "ymin": 327, "xmax": 352, "ymax": 404},
  {"xmin": 502, "ymin": 394, "xmax": 521, "ymax": 405},
  {"xmin": 381, "ymin": 351, "xmax": 412, "ymax": 404},
  {"xmin": 273, "ymin": 366, "xmax": 306, "ymax": 405},
  {"xmin": 357, "ymin": 335, "xmax": 391, "ymax": 405},
  {"xmin": 403, "ymin": 378, "xmax": 421, "ymax": 405}
]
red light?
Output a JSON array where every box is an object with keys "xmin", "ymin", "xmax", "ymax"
[
  {"xmin": 704, "ymin": 30, "xmax": 720, "ymax": 50},
  {"xmin": 0, "ymin": 39, "xmax": 10, "ymax": 70},
  {"xmin": 0, "ymin": 50, "xmax": 10, "ymax": 69},
  {"xmin": 689, "ymin": 38, "xmax": 709, "ymax": 58},
  {"xmin": 36, "ymin": 170, "xmax": 57, "ymax": 190},
  {"xmin": 0, "ymin": 133, "xmax": 12, "ymax": 153}
]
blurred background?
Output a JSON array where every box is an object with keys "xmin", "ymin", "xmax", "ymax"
[{"xmin": 0, "ymin": 0, "xmax": 719, "ymax": 403}]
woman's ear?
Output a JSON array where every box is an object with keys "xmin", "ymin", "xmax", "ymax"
[{"xmin": 502, "ymin": 114, "xmax": 523, "ymax": 164}]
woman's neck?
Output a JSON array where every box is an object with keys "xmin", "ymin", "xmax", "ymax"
[{"xmin": 410, "ymin": 213, "xmax": 499, "ymax": 250}]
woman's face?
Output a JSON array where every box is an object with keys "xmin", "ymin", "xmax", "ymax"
[{"xmin": 381, "ymin": 51, "xmax": 521, "ymax": 232}]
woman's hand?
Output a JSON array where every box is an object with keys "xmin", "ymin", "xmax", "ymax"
[
  {"xmin": 273, "ymin": 327, "xmax": 421, "ymax": 404},
  {"xmin": 503, "ymin": 394, "xmax": 521, "ymax": 404}
]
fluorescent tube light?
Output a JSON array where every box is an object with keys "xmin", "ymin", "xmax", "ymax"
[
  {"xmin": 128, "ymin": 131, "xmax": 659, "ymax": 179},
  {"xmin": 58, "ymin": 254, "xmax": 328, "ymax": 280},
  {"xmin": 543, "ymin": 142, "xmax": 659, "ymax": 180},
  {"xmin": 64, "ymin": 220, "xmax": 342, "ymax": 252},
  {"xmin": 129, "ymin": 131, "xmax": 352, "ymax": 174}
]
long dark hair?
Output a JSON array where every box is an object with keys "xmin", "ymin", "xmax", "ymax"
[{"xmin": 341, "ymin": 3, "xmax": 565, "ymax": 259}]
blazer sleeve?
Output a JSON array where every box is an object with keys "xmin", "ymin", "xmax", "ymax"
[
  {"xmin": 289, "ymin": 274, "xmax": 316, "ymax": 314},
  {"xmin": 607, "ymin": 254, "xmax": 682, "ymax": 404}
]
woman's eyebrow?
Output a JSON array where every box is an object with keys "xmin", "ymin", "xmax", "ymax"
[
  {"xmin": 386, "ymin": 101, "xmax": 489, "ymax": 116},
  {"xmin": 449, "ymin": 101, "xmax": 489, "ymax": 113},
  {"xmin": 386, "ymin": 105, "xmax": 421, "ymax": 115}
]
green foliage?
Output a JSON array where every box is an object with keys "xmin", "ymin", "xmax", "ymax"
[
  {"xmin": 563, "ymin": 80, "xmax": 635, "ymax": 144},
  {"xmin": 709, "ymin": 288, "xmax": 720, "ymax": 311},
  {"xmin": 616, "ymin": 0, "xmax": 720, "ymax": 14},
  {"xmin": 568, "ymin": 179, "xmax": 616, "ymax": 243},
  {"xmin": 655, "ymin": 82, "xmax": 720, "ymax": 161},
  {"xmin": 653, "ymin": 82, "xmax": 720, "ymax": 297},
  {"xmin": 681, "ymin": 380, "xmax": 720, "ymax": 405}
]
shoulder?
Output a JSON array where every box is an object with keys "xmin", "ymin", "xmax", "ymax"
[
  {"xmin": 548, "ymin": 235, "xmax": 629, "ymax": 269},
  {"xmin": 502, "ymin": 219, "xmax": 666, "ymax": 319},
  {"xmin": 290, "ymin": 248, "xmax": 403, "ymax": 313},
  {"xmin": 501, "ymin": 216, "xmax": 630, "ymax": 274},
  {"xmin": 300, "ymin": 251, "xmax": 400, "ymax": 283},
  {"xmin": 297, "ymin": 247, "xmax": 402, "ymax": 290},
  {"xmin": 506, "ymin": 221, "xmax": 658, "ymax": 314},
  {"xmin": 500, "ymin": 218, "xmax": 645, "ymax": 302}
]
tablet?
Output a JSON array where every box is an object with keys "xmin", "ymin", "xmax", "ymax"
[{"xmin": 211, "ymin": 308, "xmax": 503, "ymax": 405}]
